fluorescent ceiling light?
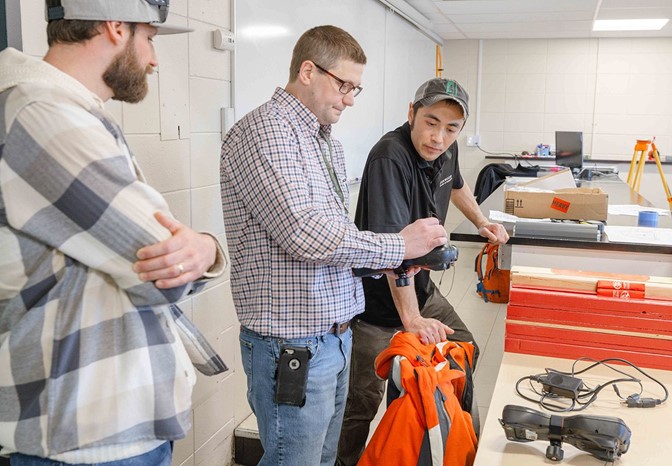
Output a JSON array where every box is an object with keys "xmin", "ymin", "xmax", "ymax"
[{"xmin": 593, "ymin": 19, "xmax": 669, "ymax": 31}]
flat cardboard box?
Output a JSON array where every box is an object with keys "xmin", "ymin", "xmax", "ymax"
[
  {"xmin": 521, "ymin": 168, "xmax": 576, "ymax": 190},
  {"xmin": 504, "ymin": 186, "xmax": 608, "ymax": 221}
]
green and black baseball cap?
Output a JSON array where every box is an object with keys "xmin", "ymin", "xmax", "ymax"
[{"xmin": 413, "ymin": 78, "xmax": 469, "ymax": 118}]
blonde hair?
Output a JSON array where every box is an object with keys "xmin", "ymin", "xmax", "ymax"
[{"xmin": 289, "ymin": 25, "xmax": 367, "ymax": 81}]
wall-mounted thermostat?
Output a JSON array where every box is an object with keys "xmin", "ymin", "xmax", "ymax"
[{"xmin": 213, "ymin": 29, "xmax": 235, "ymax": 51}]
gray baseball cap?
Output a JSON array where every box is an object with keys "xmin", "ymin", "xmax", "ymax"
[
  {"xmin": 413, "ymin": 78, "xmax": 469, "ymax": 118},
  {"xmin": 46, "ymin": 0, "xmax": 192, "ymax": 35}
]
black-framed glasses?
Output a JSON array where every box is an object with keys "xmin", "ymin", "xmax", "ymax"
[{"xmin": 313, "ymin": 63, "xmax": 363, "ymax": 97}]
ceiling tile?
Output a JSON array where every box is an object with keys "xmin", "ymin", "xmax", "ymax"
[
  {"xmin": 446, "ymin": 12, "xmax": 594, "ymax": 25},
  {"xmin": 596, "ymin": 7, "xmax": 672, "ymax": 20},
  {"xmin": 457, "ymin": 20, "xmax": 593, "ymax": 34},
  {"xmin": 407, "ymin": 0, "xmax": 439, "ymax": 15},
  {"xmin": 600, "ymin": 0, "xmax": 672, "ymax": 8},
  {"xmin": 406, "ymin": 0, "xmax": 672, "ymax": 40},
  {"xmin": 433, "ymin": 22, "xmax": 463, "ymax": 33},
  {"xmin": 434, "ymin": 0, "xmax": 597, "ymax": 16}
]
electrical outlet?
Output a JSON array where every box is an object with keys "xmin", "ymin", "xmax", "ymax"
[{"xmin": 467, "ymin": 135, "xmax": 480, "ymax": 147}]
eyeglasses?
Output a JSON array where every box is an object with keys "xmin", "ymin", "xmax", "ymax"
[{"xmin": 313, "ymin": 63, "xmax": 363, "ymax": 97}]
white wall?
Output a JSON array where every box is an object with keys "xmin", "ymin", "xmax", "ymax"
[
  {"xmin": 442, "ymin": 37, "xmax": 672, "ymax": 222},
  {"xmin": 14, "ymin": 1, "xmax": 241, "ymax": 465},
  {"xmin": 235, "ymin": 0, "xmax": 437, "ymax": 181},
  {"xmin": 446, "ymin": 37, "xmax": 672, "ymax": 160}
]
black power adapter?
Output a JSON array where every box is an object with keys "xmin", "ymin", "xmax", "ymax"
[
  {"xmin": 539, "ymin": 371, "xmax": 583, "ymax": 400},
  {"xmin": 625, "ymin": 394, "xmax": 659, "ymax": 408},
  {"xmin": 517, "ymin": 358, "xmax": 669, "ymax": 412}
]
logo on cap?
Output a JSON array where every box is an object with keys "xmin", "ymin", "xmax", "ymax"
[{"xmin": 445, "ymin": 80, "xmax": 458, "ymax": 96}]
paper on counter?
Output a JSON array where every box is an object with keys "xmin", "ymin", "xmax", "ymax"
[
  {"xmin": 505, "ymin": 176, "xmax": 539, "ymax": 186},
  {"xmin": 608, "ymin": 205, "xmax": 670, "ymax": 217},
  {"xmin": 504, "ymin": 186, "xmax": 555, "ymax": 193},
  {"xmin": 489, "ymin": 210, "xmax": 552, "ymax": 223},
  {"xmin": 605, "ymin": 225, "xmax": 672, "ymax": 245}
]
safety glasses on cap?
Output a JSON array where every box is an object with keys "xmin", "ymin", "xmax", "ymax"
[{"xmin": 144, "ymin": 0, "xmax": 169, "ymax": 22}]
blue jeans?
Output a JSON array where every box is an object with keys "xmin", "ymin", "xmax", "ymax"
[
  {"xmin": 239, "ymin": 326, "xmax": 352, "ymax": 466},
  {"xmin": 10, "ymin": 442, "xmax": 171, "ymax": 466}
]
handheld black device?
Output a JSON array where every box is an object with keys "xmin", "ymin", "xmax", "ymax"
[
  {"xmin": 352, "ymin": 244, "xmax": 459, "ymax": 287},
  {"xmin": 499, "ymin": 404, "xmax": 631, "ymax": 462}
]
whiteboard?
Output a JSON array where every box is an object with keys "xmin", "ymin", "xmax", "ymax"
[{"xmin": 235, "ymin": 0, "xmax": 436, "ymax": 180}]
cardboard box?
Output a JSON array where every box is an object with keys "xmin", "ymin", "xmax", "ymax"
[
  {"xmin": 504, "ymin": 187, "xmax": 608, "ymax": 221},
  {"xmin": 521, "ymin": 168, "xmax": 576, "ymax": 190}
]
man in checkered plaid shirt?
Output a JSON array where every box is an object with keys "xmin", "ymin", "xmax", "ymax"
[
  {"xmin": 0, "ymin": 1, "xmax": 228, "ymax": 465},
  {"xmin": 221, "ymin": 25, "xmax": 448, "ymax": 466}
]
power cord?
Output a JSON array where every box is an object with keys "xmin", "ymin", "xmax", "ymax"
[
  {"xmin": 567, "ymin": 357, "xmax": 668, "ymax": 408},
  {"xmin": 515, "ymin": 373, "xmax": 638, "ymax": 412},
  {"xmin": 515, "ymin": 357, "xmax": 668, "ymax": 412},
  {"xmin": 587, "ymin": 169, "xmax": 621, "ymax": 180},
  {"xmin": 474, "ymin": 143, "xmax": 540, "ymax": 169},
  {"xmin": 436, "ymin": 267, "xmax": 456, "ymax": 299},
  {"xmin": 474, "ymin": 143, "xmax": 518, "ymax": 158}
]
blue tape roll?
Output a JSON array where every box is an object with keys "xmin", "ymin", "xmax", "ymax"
[{"xmin": 638, "ymin": 210, "xmax": 659, "ymax": 228}]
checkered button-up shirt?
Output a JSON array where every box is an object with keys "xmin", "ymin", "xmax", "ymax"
[
  {"xmin": 0, "ymin": 49, "xmax": 226, "ymax": 458},
  {"xmin": 220, "ymin": 88, "xmax": 405, "ymax": 338}
]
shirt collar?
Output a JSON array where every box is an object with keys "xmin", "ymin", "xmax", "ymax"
[
  {"xmin": 41, "ymin": 58, "xmax": 105, "ymax": 110},
  {"xmin": 0, "ymin": 49, "xmax": 105, "ymax": 110},
  {"xmin": 272, "ymin": 87, "xmax": 330, "ymax": 138}
]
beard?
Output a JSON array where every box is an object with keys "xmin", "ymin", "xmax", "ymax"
[{"xmin": 103, "ymin": 39, "xmax": 153, "ymax": 104}]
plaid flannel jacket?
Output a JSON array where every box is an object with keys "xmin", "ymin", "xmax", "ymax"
[
  {"xmin": 220, "ymin": 88, "xmax": 405, "ymax": 338},
  {"xmin": 0, "ymin": 49, "xmax": 227, "ymax": 457}
]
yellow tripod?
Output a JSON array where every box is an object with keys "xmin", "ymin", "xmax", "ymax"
[{"xmin": 626, "ymin": 138, "xmax": 672, "ymax": 210}]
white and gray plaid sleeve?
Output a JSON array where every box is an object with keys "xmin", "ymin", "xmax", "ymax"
[{"xmin": 3, "ymin": 98, "xmax": 192, "ymax": 304}]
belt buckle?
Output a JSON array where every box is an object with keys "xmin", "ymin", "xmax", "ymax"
[{"xmin": 332, "ymin": 321, "xmax": 348, "ymax": 336}]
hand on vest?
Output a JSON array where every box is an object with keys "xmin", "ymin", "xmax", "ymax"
[{"xmin": 404, "ymin": 315, "xmax": 455, "ymax": 345}]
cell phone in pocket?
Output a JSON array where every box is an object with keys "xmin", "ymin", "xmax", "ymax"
[{"xmin": 274, "ymin": 345, "xmax": 311, "ymax": 406}]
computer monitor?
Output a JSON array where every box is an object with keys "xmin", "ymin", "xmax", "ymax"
[{"xmin": 555, "ymin": 131, "xmax": 583, "ymax": 173}]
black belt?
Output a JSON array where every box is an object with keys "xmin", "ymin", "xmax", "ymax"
[{"xmin": 328, "ymin": 321, "xmax": 350, "ymax": 336}]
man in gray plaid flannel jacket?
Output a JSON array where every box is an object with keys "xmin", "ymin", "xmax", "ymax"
[{"xmin": 0, "ymin": 1, "xmax": 227, "ymax": 464}]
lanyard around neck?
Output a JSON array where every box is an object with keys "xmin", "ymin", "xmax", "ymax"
[{"xmin": 318, "ymin": 129, "xmax": 345, "ymax": 208}]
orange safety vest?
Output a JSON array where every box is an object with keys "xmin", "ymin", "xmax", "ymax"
[{"xmin": 358, "ymin": 332, "xmax": 478, "ymax": 466}]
